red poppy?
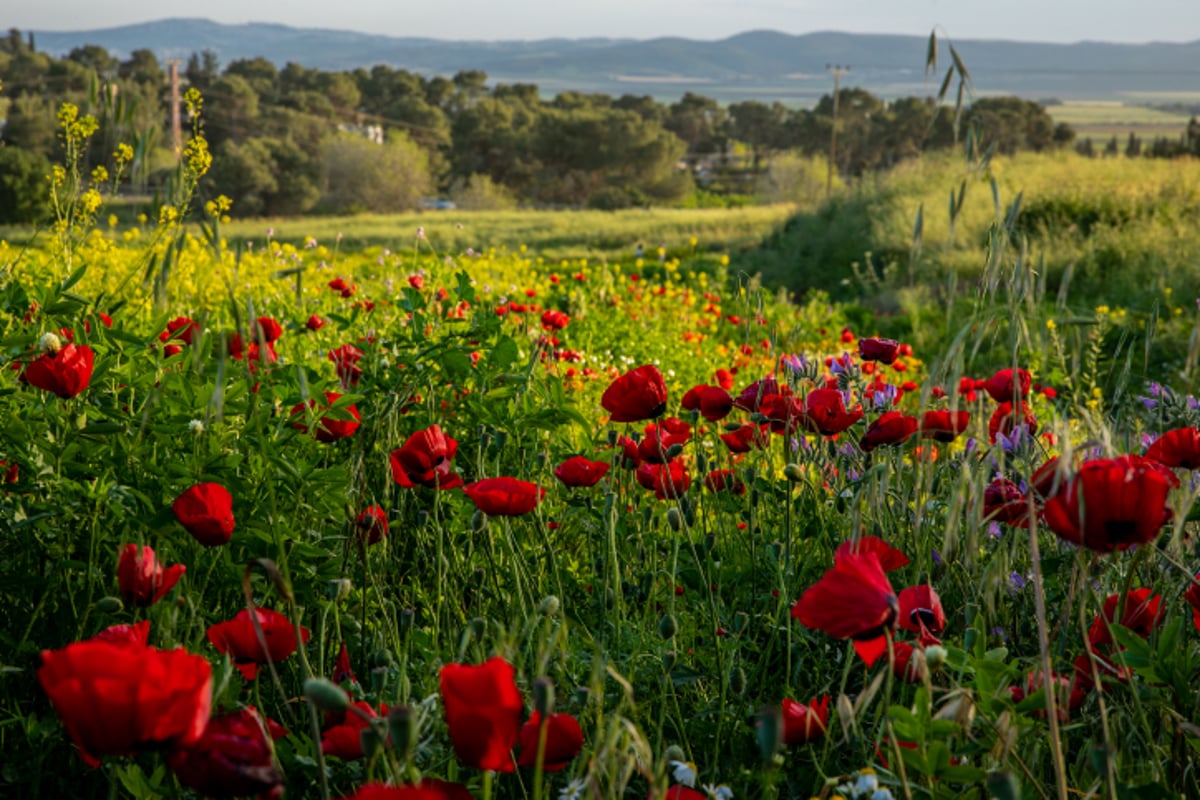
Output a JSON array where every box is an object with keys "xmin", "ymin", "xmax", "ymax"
[
  {"xmin": 329, "ymin": 278, "xmax": 357, "ymax": 298},
  {"xmin": 713, "ymin": 368, "xmax": 735, "ymax": 390},
  {"xmin": 601, "ymin": 364, "xmax": 668, "ymax": 423},
  {"xmin": 1029, "ymin": 456, "xmax": 1066, "ymax": 500},
  {"xmin": 440, "ymin": 657, "xmax": 523, "ymax": 773},
  {"xmin": 291, "ymin": 391, "xmax": 361, "ymax": 443},
  {"xmin": 697, "ymin": 386, "xmax": 734, "ymax": 422},
  {"xmin": 1144, "ymin": 427, "xmax": 1200, "ymax": 469},
  {"xmin": 463, "ymin": 477, "xmax": 545, "ymax": 517},
  {"xmin": 988, "ymin": 402, "xmax": 1038, "ymax": 443},
  {"xmin": 328, "ymin": 343, "xmax": 364, "ymax": 387},
  {"xmin": 897, "ymin": 585, "xmax": 946, "ymax": 637},
  {"xmin": 540, "ymin": 310, "xmax": 570, "ymax": 331},
  {"xmin": 834, "ymin": 536, "xmax": 910, "ymax": 572},
  {"xmin": 1185, "ymin": 576, "xmax": 1200, "ymax": 633},
  {"xmin": 791, "ymin": 553, "xmax": 898, "ymax": 640},
  {"xmin": 680, "ymin": 384, "xmax": 711, "ymax": 412},
  {"xmin": 983, "ymin": 479, "xmax": 1035, "ymax": 527},
  {"xmin": 306, "ymin": 314, "xmax": 326, "ymax": 331},
  {"xmin": 166, "ymin": 706, "xmax": 284, "ymax": 799},
  {"xmin": 206, "ymin": 607, "xmax": 311, "ymax": 680},
  {"xmin": 704, "ymin": 469, "xmax": 746, "ymax": 494},
  {"xmin": 340, "ymin": 781, "xmax": 475, "ymax": 800},
  {"xmin": 1086, "ymin": 588, "xmax": 1164, "ymax": 650},
  {"xmin": 554, "ymin": 456, "xmax": 611, "ymax": 488},
  {"xmin": 659, "ymin": 788, "xmax": 708, "ymax": 800},
  {"xmin": 759, "ymin": 392, "xmax": 806, "ymax": 435},
  {"xmin": 635, "ymin": 461, "xmax": 691, "ymax": 500},
  {"xmin": 173, "ymin": 482, "xmax": 235, "ymax": 547},
  {"xmin": 612, "ymin": 434, "xmax": 641, "ymax": 468},
  {"xmin": 720, "ymin": 422, "xmax": 769, "ymax": 453},
  {"xmin": 90, "ymin": 620, "xmax": 151, "ymax": 648},
  {"xmin": 252, "ymin": 316, "xmax": 283, "ymax": 343},
  {"xmin": 733, "ymin": 377, "xmax": 781, "ymax": 412},
  {"xmin": 1042, "ymin": 455, "xmax": 1177, "ymax": 552},
  {"xmin": 982, "ymin": 368, "xmax": 1031, "ymax": 402},
  {"xmin": 859, "ymin": 411, "xmax": 918, "ymax": 451},
  {"xmin": 1012, "ymin": 670, "xmax": 1087, "ymax": 722},
  {"xmin": 802, "ymin": 388, "xmax": 864, "ymax": 436},
  {"xmin": 638, "ymin": 424, "xmax": 690, "ymax": 464},
  {"xmin": 891, "ymin": 641, "xmax": 923, "ymax": 683},
  {"xmin": 858, "ymin": 337, "xmax": 900, "ymax": 364},
  {"xmin": 356, "ymin": 506, "xmax": 389, "ymax": 545},
  {"xmin": 515, "ymin": 711, "xmax": 585, "ymax": 771},
  {"xmin": 780, "ymin": 695, "xmax": 830, "ymax": 746},
  {"xmin": 37, "ymin": 636, "xmax": 212, "ymax": 768},
  {"xmin": 333, "ymin": 642, "xmax": 357, "ymax": 686},
  {"xmin": 389, "ymin": 424, "xmax": 464, "ymax": 490},
  {"xmin": 322, "ymin": 700, "xmax": 387, "ymax": 760},
  {"xmin": 117, "ymin": 544, "xmax": 186, "ymax": 608},
  {"xmin": 23, "ymin": 343, "xmax": 94, "ymax": 398},
  {"xmin": 160, "ymin": 317, "xmax": 200, "ymax": 345},
  {"xmin": 918, "ymin": 410, "xmax": 970, "ymax": 442}
]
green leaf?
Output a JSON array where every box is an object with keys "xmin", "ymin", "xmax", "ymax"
[{"xmin": 489, "ymin": 336, "xmax": 520, "ymax": 372}]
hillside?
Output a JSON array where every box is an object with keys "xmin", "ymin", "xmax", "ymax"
[{"xmin": 30, "ymin": 18, "xmax": 1200, "ymax": 102}]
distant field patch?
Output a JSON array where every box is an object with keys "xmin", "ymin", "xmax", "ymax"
[{"xmin": 1047, "ymin": 101, "xmax": 1191, "ymax": 140}]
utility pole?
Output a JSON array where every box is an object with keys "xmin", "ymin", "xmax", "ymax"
[
  {"xmin": 825, "ymin": 64, "xmax": 850, "ymax": 197},
  {"xmin": 168, "ymin": 60, "xmax": 182, "ymax": 158}
]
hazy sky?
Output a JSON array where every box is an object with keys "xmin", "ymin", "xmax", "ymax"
[{"xmin": 7, "ymin": 0, "xmax": 1200, "ymax": 43}]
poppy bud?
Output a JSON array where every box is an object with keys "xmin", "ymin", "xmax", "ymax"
[
  {"xmin": 94, "ymin": 596, "xmax": 123, "ymax": 614},
  {"xmin": 695, "ymin": 451, "xmax": 708, "ymax": 473},
  {"xmin": 986, "ymin": 771, "xmax": 1021, "ymax": 800},
  {"xmin": 722, "ymin": 421, "xmax": 744, "ymax": 432},
  {"xmin": 399, "ymin": 608, "xmax": 416, "ymax": 630},
  {"xmin": 387, "ymin": 705, "xmax": 418, "ymax": 760},
  {"xmin": 533, "ymin": 677, "xmax": 555, "ymax": 717},
  {"xmin": 539, "ymin": 595, "xmax": 561, "ymax": 618},
  {"xmin": 368, "ymin": 649, "xmax": 394, "ymax": 669},
  {"xmin": 659, "ymin": 614, "xmax": 678, "ymax": 640},
  {"xmin": 607, "ymin": 430, "xmax": 619, "ymax": 445},
  {"xmin": 359, "ymin": 723, "xmax": 386, "ymax": 758},
  {"xmin": 666, "ymin": 507, "xmax": 683, "ymax": 531},
  {"xmin": 472, "ymin": 509, "xmax": 489, "ymax": 532},
  {"xmin": 925, "ymin": 645, "xmax": 948, "ymax": 671},
  {"xmin": 729, "ymin": 666, "xmax": 747, "ymax": 696},
  {"xmin": 663, "ymin": 650, "xmax": 677, "ymax": 671},
  {"xmin": 756, "ymin": 705, "xmax": 784, "ymax": 761},
  {"xmin": 38, "ymin": 332, "xmax": 63, "ymax": 354},
  {"xmin": 327, "ymin": 578, "xmax": 353, "ymax": 601},
  {"xmin": 783, "ymin": 463, "xmax": 805, "ymax": 481},
  {"xmin": 703, "ymin": 533, "xmax": 716, "ymax": 554},
  {"xmin": 665, "ymin": 443, "xmax": 685, "ymax": 459},
  {"xmin": 370, "ymin": 667, "xmax": 388, "ymax": 692},
  {"xmin": 417, "ymin": 510, "xmax": 429, "ymax": 527},
  {"xmin": 305, "ymin": 678, "xmax": 350, "ymax": 713}
]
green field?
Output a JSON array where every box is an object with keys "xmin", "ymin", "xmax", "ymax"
[{"xmin": 1046, "ymin": 101, "xmax": 1191, "ymax": 140}]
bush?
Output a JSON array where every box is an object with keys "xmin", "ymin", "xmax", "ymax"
[
  {"xmin": 449, "ymin": 174, "xmax": 517, "ymax": 211},
  {"xmin": 320, "ymin": 131, "xmax": 432, "ymax": 214},
  {"xmin": 0, "ymin": 146, "xmax": 52, "ymax": 224}
]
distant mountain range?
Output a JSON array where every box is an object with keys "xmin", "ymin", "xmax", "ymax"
[{"xmin": 28, "ymin": 18, "xmax": 1200, "ymax": 103}]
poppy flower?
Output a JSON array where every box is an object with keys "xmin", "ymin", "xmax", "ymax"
[
  {"xmin": 291, "ymin": 391, "xmax": 361, "ymax": 443},
  {"xmin": 515, "ymin": 711, "xmax": 585, "ymax": 771},
  {"xmin": 117, "ymin": 544, "xmax": 186, "ymax": 608},
  {"xmin": 439, "ymin": 657, "xmax": 523, "ymax": 773},
  {"xmin": 988, "ymin": 402, "xmax": 1037, "ymax": 443},
  {"xmin": 1086, "ymin": 588, "xmax": 1164, "ymax": 650},
  {"xmin": 37, "ymin": 636, "xmax": 212, "ymax": 768},
  {"xmin": 322, "ymin": 701, "xmax": 388, "ymax": 760},
  {"xmin": 697, "ymin": 386, "xmax": 734, "ymax": 422},
  {"xmin": 173, "ymin": 482, "xmax": 235, "ymax": 547},
  {"xmin": 834, "ymin": 536, "xmax": 910, "ymax": 572},
  {"xmin": 858, "ymin": 337, "xmax": 900, "ymax": 364},
  {"xmin": 554, "ymin": 456, "xmax": 610, "ymax": 488},
  {"xmin": 206, "ymin": 607, "xmax": 311, "ymax": 680},
  {"xmin": 791, "ymin": 553, "xmax": 898, "ymax": 640},
  {"xmin": 982, "ymin": 368, "xmax": 1031, "ymax": 402},
  {"xmin": 166, "ymin": 706, "xmax": 284, "ymax": 799},
  {"xmin": 23, "ymin": 343, "xmax": 94, "ymax": 399},
  {"xmin": 463, "ymin": 477, "xmax": 545, "ymax": 517},
  {"xmin": 780, "ymin": 695, "xmax": 830, "ymax": 746},
  {"xmin": 160, "ymin": 317, "xmax": 200, "ymax": 346},
  {"xmin": 680, "ymin": 384, "xmax": 711, "ymax": 412},
  {"xmin": 704, "ymin": 469, "xmax": 746, "ymax": 494},
  {"xmin": 1185, "ymin": 576, "xmax": 1200, "ymax": 633},
  {"xmin": 918, "ymin": 410, "xmax": 970, "ymax": 442},
  {"xmin": 306, "ymin": 315, "xmax": 326, "ymax": 331},
  {"xmin": 540, "ymin": 310, "xmax": 570, "ymax": 331},
  {"xmin": 638, "ymin": 425, "xmax": 690, "ymax": 464},
  {"xmin": 611, "ymin": 435, "xmax": 641, "ymax": 468},
  {"xmin": 1012, "ymin": 670, "xmax": 1087, "ymax": 722},
  {"xmin": 340, "ymin": 781, "xmax": 474, "ymax": 800},
  {"xmin": 713, "ymin": 368, "xmax": 735, "ymax": 390},
  {"xmin": 356, "ymin": 506, "xmax": 389, "ymax": 545},
  {"xmin": 983, "ymin": 479, "xmax": 1035, "ymax": 527},
  {"xmin": 252, "ymin": 316, "xmax": 283, "ymax": 343},
  {"xmin": 1041, "ymin": 455, "xmax": 1177, "ymax": 552},
  {"xmin": 759, "ymin": 392, "xmax": 806, "ymax": 435},
  {"xmin": 635, "ymin": 461, "xmax": 691, "ymax": 500},
  {"xmin": 333, "ymin": 642, "xmax": 357, "ymax": 686},
  {"xmin": 389, "ymin": 424, "xmax": 464, "ymax": 490},
  {"xmin": 601, "ymin": 364, "xmax": 668, "ymax": 423},
  {"xmin": 1144, "ymin": 427, "xmax": 1200, "ymax": 469},
  {"xmin": 720, "ymin": 422, "xmax": 768, "ymax": 453},
  {"xmin": 891, "ymin": 641, "xmax": 923, "ymax": 683},
  {"xmin": 328, "ymin": 344, "xmax": 364, "ymax": 387},
  {"xmin": 90, "ymin": 620, "xmax": 151, "ymax": 648},
  {"xmin": 802, "ymin": 388, "xmax": 864, "ymax": 436},
  {"xmin": 897, "ymin": 585, "xmax": 946, "ymax": 637},
  {"xmin": 859, "ymin": 412, "xmax": 918, "ymax": 451},
  {"xmin": 733, "ymin": 377, "xmax": 781, "ymax": 412},
  {"xmin": 1029, "ymin": 456, "xmax": 1065, "ymax": 500},
  {"xmin": 329, "ymin": 278, "xmax": 356, "ymax": 298}
]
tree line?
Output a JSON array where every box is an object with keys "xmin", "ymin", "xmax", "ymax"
[{"xmin": 1, "ymin": 28, "xmax": 1082, "ymax": 222}]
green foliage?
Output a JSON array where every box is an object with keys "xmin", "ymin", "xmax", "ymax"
[
  {"xmin": 0, "ymin": 146, "xmax": 51, "ymax": 223},
  {"xmin": 319, "ymin": 131, "xmax": 432, "ymax": 214}
]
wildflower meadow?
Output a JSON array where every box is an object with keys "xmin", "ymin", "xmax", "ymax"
[{"xmin": 5, "ymin": 94, "xmax": 1200, "ymax": 800}]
